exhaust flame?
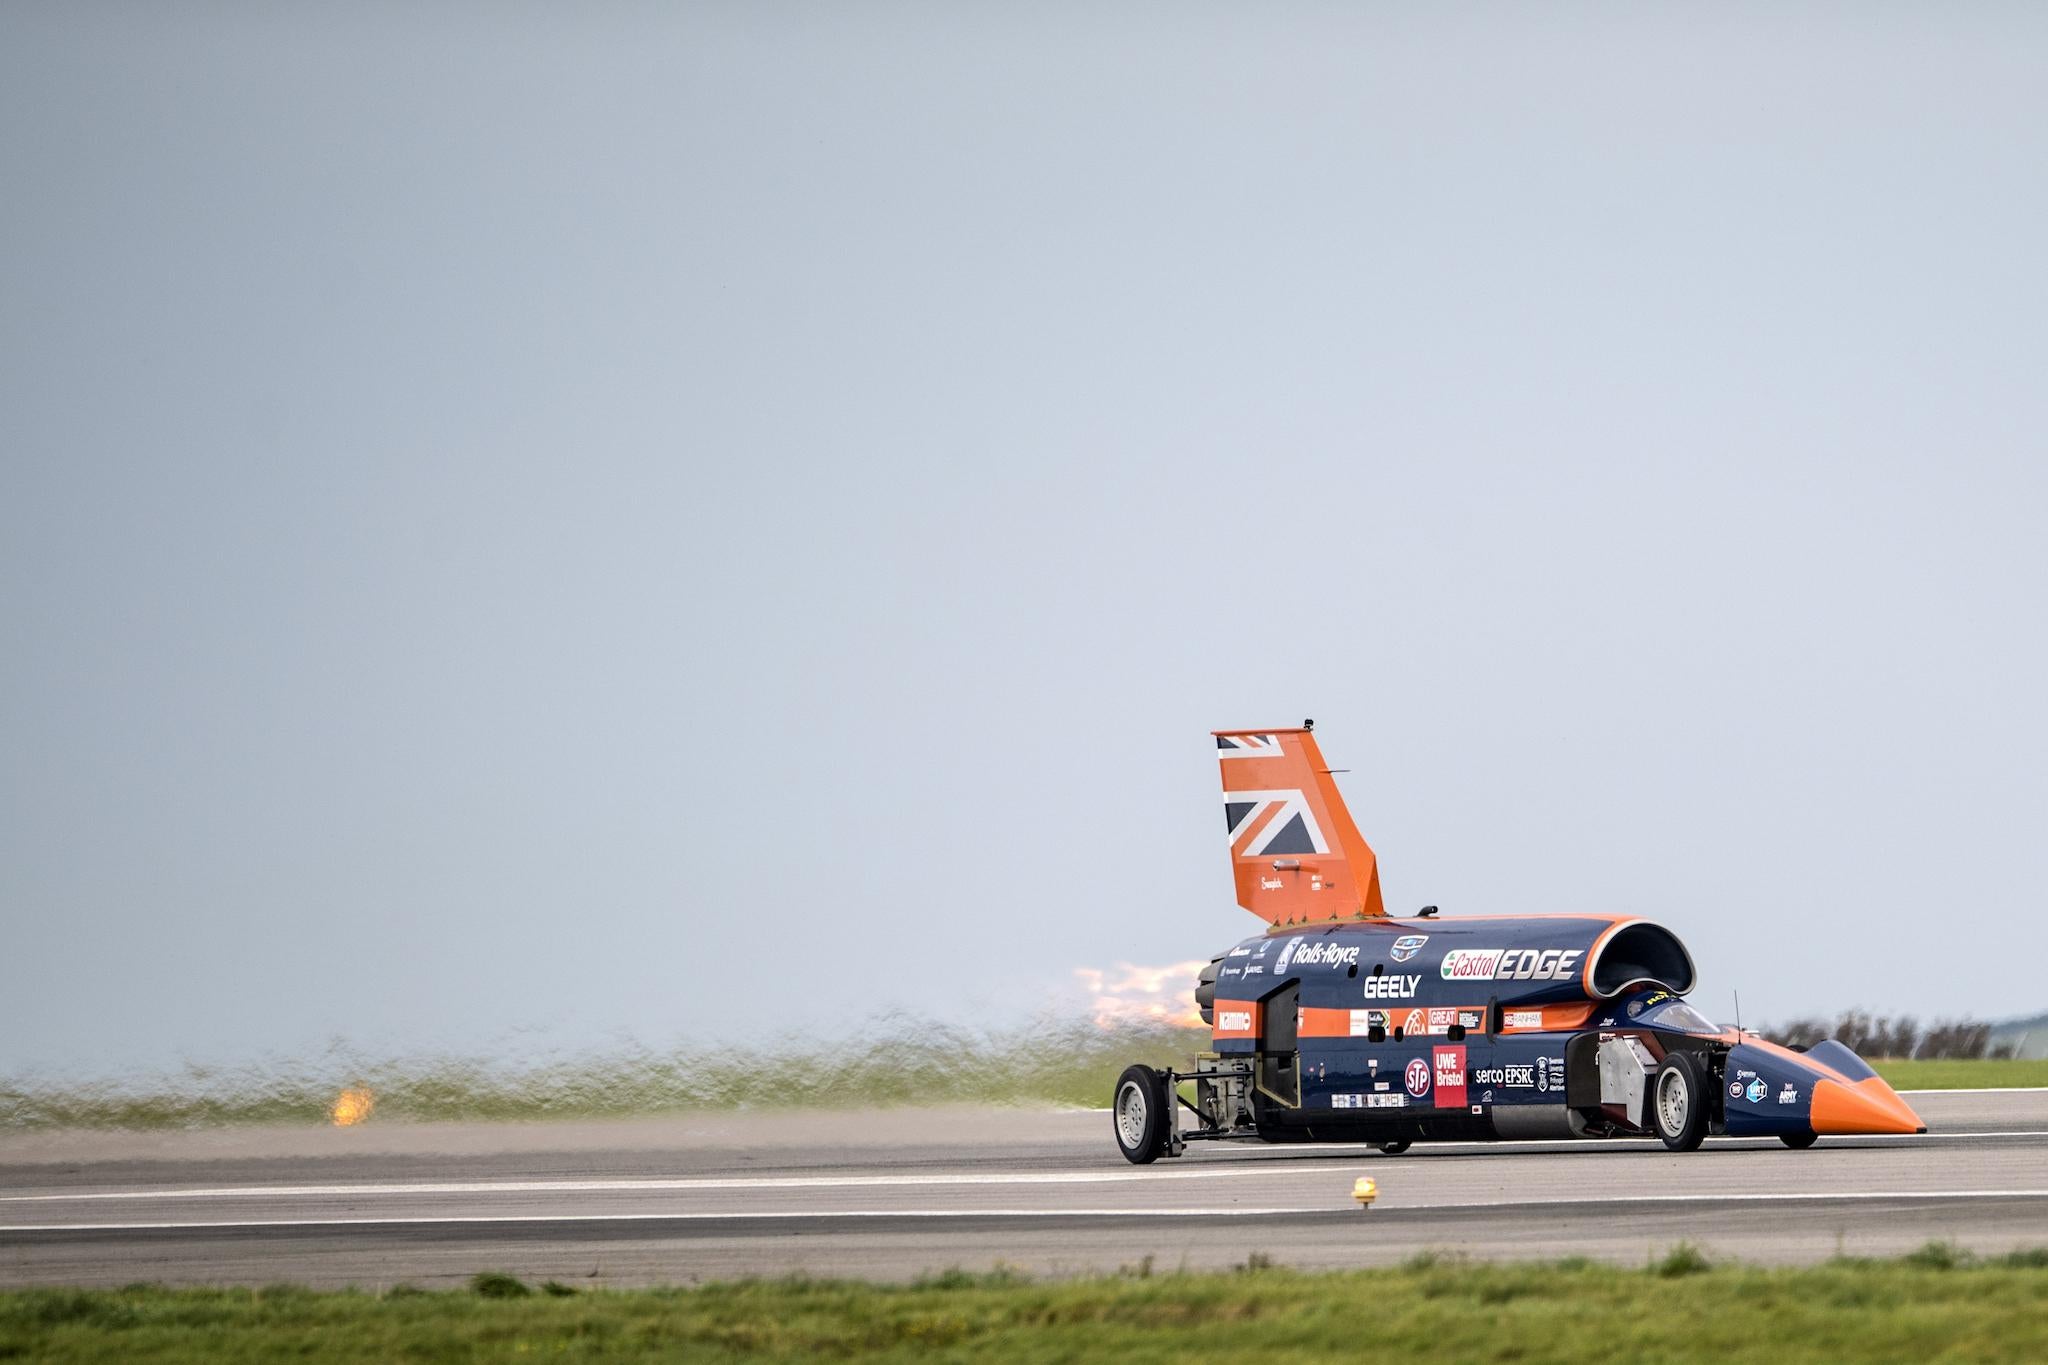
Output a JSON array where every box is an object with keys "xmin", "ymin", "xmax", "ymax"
[
  {"xmin": 1074, "ymin": 960, "xmax": 1209, "ymax": 1031},
  {"xmin": 330, "ymin": 1086, "xmax": 375, "ymax": 1126}
]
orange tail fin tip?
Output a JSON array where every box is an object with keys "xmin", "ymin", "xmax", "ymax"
[{"xmin": 1216, "ymin": 724, "xmax": 1384, "ymax": 925}]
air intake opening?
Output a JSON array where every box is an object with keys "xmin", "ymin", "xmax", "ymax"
[{"xmin": 1588, "ymin": 922, "xmax": 1697, "ymax": 998}]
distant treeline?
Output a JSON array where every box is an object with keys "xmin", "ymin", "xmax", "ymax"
[{"xmin": 1762, "ymin": 1011, "xmax": 2014, "ymax": 1060}]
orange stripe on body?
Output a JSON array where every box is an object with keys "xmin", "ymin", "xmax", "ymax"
[
  {"xmin": 1211, "ymin": 1000, "xmax": 1262, "ymax": 1042},
  {"xmin": 1498, "ymin": 1002, "xmax": 1596, "ymax": 1033}
]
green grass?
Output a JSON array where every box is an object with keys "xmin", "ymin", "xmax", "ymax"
[
  {"xmin": 5, "ymin": 1249, "xmax": 2048, "ymax": 1363},
  {"xmin": 0, "ymin": 1021, "xmax": 1212, "ymax": 1130},
  {"xmin": 1873, "ymin": 1058, "xmax": 2048, "ymax": 1091},
  {"xmin": 4, "ymin": 1035, "xmax": 2040, "ymax": 1132}
]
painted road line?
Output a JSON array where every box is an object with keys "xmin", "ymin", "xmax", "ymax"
[
  {"xmin": 9, "ymin": 1189, "xmax": 2048, "ymax": 1236},
  {"xmin": 12, "ymin": 1130, "xmax": 2047, "ymax": 1205},
  {"xmin": 0, "ymin": 1208, "xmax": 1329, "ymax": 1234},
  {"xmin": 0, "ymin": 1169, "xmax": 1381, "ymax": 1202}
]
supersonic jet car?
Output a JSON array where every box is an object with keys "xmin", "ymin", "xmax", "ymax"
[{"xmin": 1111, "ymin": 723, "xmax": 1925, "ymax": 1163}]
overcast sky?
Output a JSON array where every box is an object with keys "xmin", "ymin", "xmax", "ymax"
[{"xmin": 4, "ymin": 4, "xmax": 2045, "ymax": 1078}]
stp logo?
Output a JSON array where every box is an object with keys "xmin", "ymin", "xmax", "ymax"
[{"xmin": 1404, "ymin": 1057, "xmax": 1431, "ymax": 1097}]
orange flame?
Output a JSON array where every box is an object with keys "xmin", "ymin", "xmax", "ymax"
[
  {"xmin": 1073, "ymin": 960, "xmax": 1209, "ymax": 1031},
  {"xmin": 330, "ymin": 1086, "xmax": 375, "ymax": 1126}
]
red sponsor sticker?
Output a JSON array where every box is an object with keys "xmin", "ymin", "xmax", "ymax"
[{"xmin": 1432, "ymin": 1044, "xmax": 1467, "ymax": 1109}]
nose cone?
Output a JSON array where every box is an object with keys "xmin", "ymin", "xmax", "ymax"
[{"xmin": 1810, "ymin": 1075, "xmax": 1926, "ymax": 1135}]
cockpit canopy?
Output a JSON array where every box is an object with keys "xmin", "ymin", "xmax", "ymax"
[{"xmin": 1636, "ymin": 995, "xmax": 1719, "ymax": 1035}]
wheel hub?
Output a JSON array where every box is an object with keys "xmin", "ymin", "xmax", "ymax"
[
  {"xmin": 1657, "ymin": 1068, "xmax": 1689, "ymax": 1135},
  {"xmin": 1115, "ymin": 1081, "xmax": 1148, "ymax": 1148}
]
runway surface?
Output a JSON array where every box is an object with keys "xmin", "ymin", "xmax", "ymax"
[{"xmin": 3, "ymin": 1091, "xmax": 2045, "ymax": 1288}]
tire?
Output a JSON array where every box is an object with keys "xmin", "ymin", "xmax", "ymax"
[
  {"xmin": 1377, "ymin": 1141, "xmax": 1411, "ymax": 1156},
  {"xmin": 1780, "ymin": 1129, "xmax": 1819, "ymax": 1150},
  {"xmin": 1112, "ymin": 1065, "xmax": 1171, "ymax": 1164},
  {"xmin": 1652, "ymin": 1051, "xmax": 1709, "ymax": 1151}
]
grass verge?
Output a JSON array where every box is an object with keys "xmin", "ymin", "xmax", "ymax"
[
  {"xmin": 1872, "ymin": 1058, "xmax": 2048, "ymax": 1091},
  {"xmin": 4, "ymin": 1248, "xmax": 2048, "ymax": 1363},
  {"xmin": 0, "ymin": 1021, "xmax": 1210, "ymax": 1130}
]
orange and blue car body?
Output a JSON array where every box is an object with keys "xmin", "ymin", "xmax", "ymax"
[{"xmin": 1109, "ymin": 724, "xmax": 1925, "ymax": 1162}]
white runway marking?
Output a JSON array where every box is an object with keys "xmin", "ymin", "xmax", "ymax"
[
  {"xmin": 0, "ymin": 1208, "xmax": 1326, "ymax": 1233},
  {"xmin": 3, "ymin": 1172, "xmax": 1250, "ymax": 1202},
  {"xmin": 8, "ymin": 1189, "xmax": 2048, "ymax": 1236},
  {"xmin": 8, "ymin": 1130, "xmax": 2044, "ymax": 1205}
]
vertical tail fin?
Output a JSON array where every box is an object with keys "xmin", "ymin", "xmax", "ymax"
[{"xmin": 1216, "ymin": 725, "xmax": 1384, "ymax": 925}]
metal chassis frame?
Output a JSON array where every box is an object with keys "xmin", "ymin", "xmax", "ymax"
[{"xmin": 1156, "ymin": 1054, "xmax": 1263, "ymax": 1158}]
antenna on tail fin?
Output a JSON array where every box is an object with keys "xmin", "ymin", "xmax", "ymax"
[{"xmin": 1214, "ymin": 725, "xmax": 1385, "ymax": 926}]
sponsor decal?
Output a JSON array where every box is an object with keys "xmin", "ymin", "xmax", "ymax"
[
  {"xmin": 1458, "ymin": 1010, "xmax": 1484, "ymax": 1029},
  {"xmin": 1255, "ymin": 939, "xmax": 1272, "ymax": 957},
  {"xmin": 1401, "ymin": 1008, "xmax": 1427, "ymax": 1036},
  {"xmin": 1368, "ymin": 1058, "xmax": 1380, "ymax": 1074},
  {"xmin": 1275, "ymin": 939, "xmax": 1299, "ymax": 973},
  {"xmin": 1778, "ymin": 1084, "xmax": 1798, "ymax": 1105},
  {"xmin": 1331, "ymin": 1093, "xmax": 1365, "ymax": 1110},
  {"xmin": 1505, "ymin": 1010, "xmax": 1543, "ymax": 1029},
  {"xmin": 1744, "ymin": 1078, "xmax": 1768, "ymax": 1104},
  {"xmin": 1728, "ymin": 1082, "xmax": 1743, "ymax": 1099},
  {"xmin": 1390, "ymin": 934, "xmax": 1429, "ymax": 963},
  {"xmin": 1367, "ymin": 1010, "xmax": 1388, "ymax": 1028},
  {"xmin": 1243, "ymin": 965, "xmax": 1265, "ymax": 977},
  {"xmin": 1427, "ymin": 1007, "xmax": 1458, "ymax": 1031},
  {"xmin": 1373, "ymin": 1080, "xmax": 1389, "ymax": 1090},
  {"xmin": 1627, "ymin": 1000, "xmax": 1645, "ymax": 1018},
  {"xmin": 1217, "ymin": 1010, "xmax": 1252, "ymax": 1033},
  {"xmin": 1291, "ymin": 941, "xmax": 1362, "ymax": 969},
  {"xmin": 1473, "ymin": 1065, "xmax": 1537, "ymax": 1088},
  {"xmin": 1361, "ymin": 973, "xmax": 1422, "ymax": 1001},
  {"xmin": 1432, "ymin": 1045, "xmax": 1468, "ymax": 1108},
  {"xmin": 1439, "ymin": 948, "xmax": 1585, "ymax": 983},
  {"xmin": 1227, "ymin": 947, "xmax": 1251, "ymax": 958},
  {"xmin": 1219, "ymin": 966, "xmax": 1240, "ymax": 977},
  {"xmin": 1367, "ymin": 1093, "xmax": 1406, "ymax": 1108},
  {"xmin": 1481, "ymin": 1088, "xmax": 1494, "ymax": 1104},
  {"xmin": 1404, "ymin": 1057, "xmax": 1432, "ymax": 1097},
  {"xmin": 1536, "ymin": 1056, "xmax": 1556, "ymax": 1093},
  {"xmin": 1260, "ymin": 877, "xmax": 1284, "ymax": 890},
  {"xmin": 1348, "ymin": 1010, "xmax": 1374, "ymax": 1037}
]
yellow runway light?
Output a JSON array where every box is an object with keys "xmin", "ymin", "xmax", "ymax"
[{"xmin": 1352, "ymin": 1177, "xmax": 1377, "ymax": 1208}]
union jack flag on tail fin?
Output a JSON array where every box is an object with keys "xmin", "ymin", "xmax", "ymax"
[{"xmin": 1215, "ymin": 725, "xmax": 1384, "ymax": 925}]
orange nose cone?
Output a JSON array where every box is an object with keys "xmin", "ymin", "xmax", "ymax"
[{"xmin": 1810, "ymin": 1077, "xmax": 1925, "ymax": 1135}]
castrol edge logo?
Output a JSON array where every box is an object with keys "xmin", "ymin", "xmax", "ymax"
[{"xmin": 1439, "ymin": 947, "xmax": 1584, "ymax": 982}]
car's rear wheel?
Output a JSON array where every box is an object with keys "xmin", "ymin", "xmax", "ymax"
[
  {"xmin": 1780, "ymin": 1129, "xmax": 1819, "ymax": 1150},
  {"xmin": 1377, "ymin": 1140, "xmax": 1411, "ymax": 1156},
  {"xmin": 1653, "ymin": 1052, "xmax": 1709, "ymax": 1151},
  {"xmin": 1112, "ymin": 1065, "xmax": 1171, "ymax": 1164}
]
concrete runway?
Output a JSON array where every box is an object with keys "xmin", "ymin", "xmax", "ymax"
[{"xmin": 3, "ymin": 1091, "xmax": 2045, "ymax": 1288}]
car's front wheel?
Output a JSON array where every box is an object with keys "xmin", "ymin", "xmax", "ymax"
[{"xmin": 1653, "ymin": 1051, "xmax": 1709, "ymax": 1151}]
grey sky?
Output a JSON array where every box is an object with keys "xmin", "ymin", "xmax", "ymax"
[{"xmin": 4, "ymin": 4, "xmax": 2045, "ymax": 1077}]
